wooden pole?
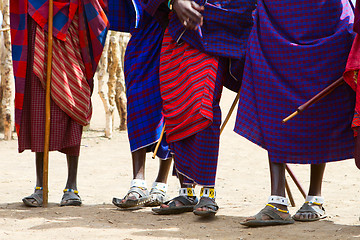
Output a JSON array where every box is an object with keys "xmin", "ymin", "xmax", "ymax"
[
  {"xmin": 220, "ymin": 90, "xmax": 240, "ymax": 134},
  {"xmin": 152, "ymin": 123, "xmax": 166, "ymax": 159},
  {"xmin": 282, "ymin": 77, "xmax": 344, "ymax": 123},
  {"xmin": 285, "ymin": 178, "xmax": 295, "ymax": 207},
  {"xmin": 285, "ymin": 164, "xmax": 306, "ymax": 199},
  {"xmin": 43, "ymin": 0, "xmax": 54, "ymax": 207}
]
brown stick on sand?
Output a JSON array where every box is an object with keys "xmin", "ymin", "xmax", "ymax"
[
  {"xmin": 282, "ymin": 76, "xmax": 344, "ymax": 123},
  {"xmin": 285, "ymin": 178, "xmax": 295, "ymax": 207},
  {"xmin": 43, "ymin": 0, "xmax": 54, "ymax": 207}
]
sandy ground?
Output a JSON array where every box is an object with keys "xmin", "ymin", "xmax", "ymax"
[{"xmin": 0, "ymin": 84, "xmax": 360, "ymax": 240}]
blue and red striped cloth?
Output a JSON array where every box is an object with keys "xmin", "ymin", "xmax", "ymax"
[
  {"xmin": 107, "ymin": 0, "xmax": 170, "ymax": 158},
  {"xmin": 10, "ymin": 0, "xmax": 109, "ymax": 133},
  {"xmin": 235, "ymin": 0, "xmax": 356, "ymax": 164}
]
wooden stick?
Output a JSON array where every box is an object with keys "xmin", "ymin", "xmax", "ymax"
[
  {"xmin": 43, "ymin": 0, "xmax": 54, "ymax": 207},
  {"xmin": 220, "ymin": 90, "xmax": 240, "ymax": 134},
  {"xmin": 283, "ymin": 77, "xmax": 344, "ymax": 123},
  {"xmin": 285, "ymin": 164, "xmax": 306, "ymax": 199},
  {"xmin": 152, "ymin": 123, "xmax": 166, "ymax": 159},
  {"xmin": 285, "ymin": 178, "xmax": 295, "ymax": 207}
]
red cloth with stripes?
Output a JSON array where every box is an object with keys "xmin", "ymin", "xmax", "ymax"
[
  {"xmin": 18, "ymin": 16, "xmax": 82, "ymax": 156},
  {"xmin": 159, "ymin": 30, "xmax": 219, "ymax": 143},
  {"xmin": 33, "ymin": 13, "xmax": 92, "ymax": 126}
]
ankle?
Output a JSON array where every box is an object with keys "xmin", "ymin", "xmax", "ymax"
[{"xmin": 268, "ymin": 195, "xmax": 289, "ymax": 211}]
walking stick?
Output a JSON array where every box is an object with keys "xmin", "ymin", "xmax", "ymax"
[
  {"xmin": 43, "ymin": 0, "xmax": 54, "ymax": 207},
  {"xmin": 220, "ymin": 90, "xmax": 240, "ymax": 134},
  {"xmin": 282, "ymin": 76, "xmax": 344, "ymax": 123},
  {"xmin": 152, "ymin": 123, "xmax": 166, "ymax": 159},
  {"xmin": 285, "ymin": 165, "xmax": 306, "ymax": 198},
  {"xmin": 285, "ymin": 178, "xmax": 295, "ymax": 207}
]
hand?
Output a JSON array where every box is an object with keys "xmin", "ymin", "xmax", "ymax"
[{"xmin": 172, "ymin": 0, "xmax": 204, "ymax": 30}]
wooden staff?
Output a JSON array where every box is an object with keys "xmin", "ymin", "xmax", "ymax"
[
  {"xmin": 43, "ymin": 0, "xmax": 54, "ymax": 207},
  {"xmin": 282, "ymin": 76, "xmax": 344, "ymax": 123},
  {"xmin": 285, "ymin": 164, "xmax": 306, "ymax": 198},
  {"xmin": 152, "ymin": 123, "xmax": 166, "ymax": 159},
  {"xmin": 285, "ymin": 178, "xmax": 295, "ymax": 207},
  {"xmin": 220, "ymin": 91, "xmax": 240, "ymax": 134}
]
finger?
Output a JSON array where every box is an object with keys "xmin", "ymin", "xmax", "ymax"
[
  {"xmin": 191, "ymin": 1, "xmax": 204, "ymax": 12},
  {"xmin": 183, "ymin": 4, "xmax": 203, "ymax": 26}
]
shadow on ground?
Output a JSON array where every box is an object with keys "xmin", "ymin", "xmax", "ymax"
[{"xmin": 0, "ymin": 203, "xmax": 359, "ymax": 239}]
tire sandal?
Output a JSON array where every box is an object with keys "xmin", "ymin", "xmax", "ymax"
[
  {"xmin": 241, "ymin": 196, "xmax": 294, "ymax": 227},
  {"xmin": 60, "ymin": 189, "xmax": 82, "ymax": 206},
  {"xmin": 112, "ymin": 179, "xmax": 150, "ymax": 208},
  {"xmin": 22, "ymin": 187, "xmax": 43, "ymax": 207},
  {"xmin": 144, "ymin": 182, "xmax": 169, "ymax": 207},
  {"xmin": 152, "ymin": 187, "xmax": 198, "ymax": 215},
  {"xmin": 193, "ymin": 188, "xmax": 219, "ymax": 217},
  {"xmin": 293, "ymin": 196, "xmax": 326, "ymax": 222}
]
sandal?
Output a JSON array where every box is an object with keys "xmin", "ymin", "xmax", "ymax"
[
  {"xmin": 60, "ymin": 189, "xmax": 82, "ymax": 206},
  {"xmin": 152, "ymin": 188, "xmax": 198, "ymax": 215},
  {"xmin": 193, "ymin": 188, "xmax": 219, "ymax": 217},
  {"xmin": 144, "ymin": 182, "xmax": 169, "ymax": 207},
  {"xmin": 241, "ymin": 196, "xmax": 294, "ymax": 227},
  {"xmin": 293, "ymin": 196, "xmax": 326, "ymax": 222},
  {"xmin": 22, "ymin": 187, "xmax": 43, "ymax": 207},
  {"xmin": 112, "ymin": 179, "xmax": 150, "ymax": 208}
]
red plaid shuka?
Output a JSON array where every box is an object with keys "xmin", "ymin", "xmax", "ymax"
[{"xmin": 10, "ymin": 0, "xmax": 109, "ymax": 133}]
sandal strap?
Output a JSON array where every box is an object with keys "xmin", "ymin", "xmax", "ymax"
[
  {"xmin": 200, "ymin": 187, "xmax": 216, "ymax": 199},
  {"xmin": 305, "ymin": 195, "xmax": 324, "ymax": 206},
  {"xmin": 164, "ymin": 195, "xmax": 198, "ymax": 207},
  {"xmin": 127, "ymin": 186, "xmax": 149, "ymax": 198},
  {"xmin": 297, "ymin": 202, "xmax": 325, "ymax": 216},
  {"xmin": 268, "ymin": 195, "xmax": 288, "ymax": 206},
  {"xmin": 24, "ymin": 192, "xmax": 43, "ymax": 204},
  {"xmin": 255, "ymin": 205, "xmax": 291, "ymax": 221},
  {"xmin": 194, "ymin": 197, "xmax": 219, "ymax": 211},
  {"xmin": 63, "ymin": 188, "xmax": 79, "ymax": 194},
  {"xmin": 151, "ymin": 182, "xmax": 168, "ymax": 194},
  {"xmin": 179, "ymin": 188, "xmax": 195, "ymax": 197}
]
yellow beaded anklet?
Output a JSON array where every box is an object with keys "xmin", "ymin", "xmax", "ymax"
[{"xmin": 266, "ymin": 204, "xmax": 289, "ymax": 214}]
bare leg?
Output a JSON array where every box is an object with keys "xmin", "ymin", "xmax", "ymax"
[
  {"xmin": 118, "ymin": 148, "xmax": 147, "ymax": 204},
  {"xmin": 154, "ymin": 158, "xmax": 172, "ymax": 183},
  {"xmin": 35, "ymin": 152, "xmax": 44, "ymax": 189},
  {"xmin": 245, "ymin": 160, "xmax": 289, "ymax": 221},
  {"xmin": 160, "ymin": 172, "xmax": 195, "ymax": 208},
  {"xmin": 132, "ymin": 148, "xmax": 147, "ymax": 180},
  {"xmin": 65, "ymin": 155, "xmax": 79, "ymax": 190},
  {"xmin": 294, "ymin": 163, "xmax": 326, "ymax": 220},
  {"xmin": 355, "ymin": 131, "xmax": 360, "ymax": 168},
  {"xmin": 22, "ymin": 153, "xmax": 44, "ymax": 206}
]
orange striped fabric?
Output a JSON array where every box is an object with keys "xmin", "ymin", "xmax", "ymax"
[{"xmin": 33, "ymin": 14, "xmax": 92, "ymax": 126}]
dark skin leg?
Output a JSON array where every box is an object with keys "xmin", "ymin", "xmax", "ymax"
[
  {"xmin": 354, "ymin": 129, "xmax": 360, "ymax": 168},
  {"xmin": 155, "ymin": 158, "xmax": 172, "ymax": 183},
  {"xmin": 65, "ymin": 155, "xmax": 79, "ymax": 190},
  {"xmin": 294, "ymin": 163, "xmax": 325, "ymax": 220},
  {"xmin": 160, "ymin": 173, "xmax": 196, "ymax": 208},
  {"xmin": 28, "ymin": 153, "xmax": 79, "ymax": 204},
  {"xmin": 122, "ymin": 148, "xmax": 172, "ymax": 202},
  {"xmin": 245, "ymin": 160, "xmax": 289, "ymax": 221}
]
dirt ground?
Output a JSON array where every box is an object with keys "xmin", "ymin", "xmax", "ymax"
[{"xmin": 0, "ymin": 86, "xmax": 360, "ymax": 240}]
